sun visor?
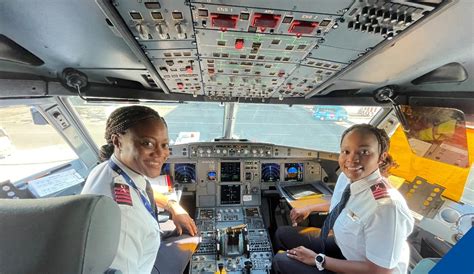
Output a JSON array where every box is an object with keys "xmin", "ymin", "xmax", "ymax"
[
  {"xmin": 0, "ymin": 35, "xmax": 44, "ymax": 66},
  {"xmin": 389, "ymin": 126, "xmax": 473, "ymax": 202}
]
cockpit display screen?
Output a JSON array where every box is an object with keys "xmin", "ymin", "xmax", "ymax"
[
  {"xmin": 261, "ymin": 163, "xmax": 280, "ymax": 182},
  {"xmin": 220, "ymin": 162, "xmax": 241, "ymax": 182},
  {"xmin": 220, "ymin": 184, "xmax": 241, "ymax": 205},
  {"xmin": 284, "ymin": 163, "xmax": 304, "ymax": 182},
  {"xmin": 174, "ymin": 163, "xmax": 196, "ymax": 184}
]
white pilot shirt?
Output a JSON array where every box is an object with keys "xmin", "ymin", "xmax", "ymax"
[
  {"xmin": 81, "ymin": 154, "xmax": 160, "ymax": 274},
  {"xmin": 331, "ymin": 170, "xmax": 414, "ymax": 274}
]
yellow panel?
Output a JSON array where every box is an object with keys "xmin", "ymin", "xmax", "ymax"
[{"xmin": 389, "ymin": 126, "xmax": 473, "ymax": 202}]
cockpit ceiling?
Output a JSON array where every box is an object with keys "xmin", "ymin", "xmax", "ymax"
[
  {"xmin": 109, "ymin": 0, "xmax": 439, "ymax": 99},
  {"xmin": 3, "ymin": 0, "xmax": 473, "ymax": 101}
]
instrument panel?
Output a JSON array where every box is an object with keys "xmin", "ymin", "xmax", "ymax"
[
  {"xmin": 165, "ymin": 142, "xmax": 326, "ymax": 207},
  {"xmin": 165, "ymin": 142, "xmax": 331, "ymax": 273}
]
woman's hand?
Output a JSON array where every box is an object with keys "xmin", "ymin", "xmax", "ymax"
[
  {"xmin": 290, "ymin": 207, "xmax": 311, "ymax": 226},
  {"xmin": 167, "ymin": 201, "xmax": 198, "ymax": 236},
  {"xmin": 172, "ymin": 212, "xmax": 198, "ymax": 236},
  {"xmin": 286, "ymin": 246, "xmax": 317, "ymax": 266}
]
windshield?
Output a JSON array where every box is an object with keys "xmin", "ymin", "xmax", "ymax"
[
  {"xmin": 234, "ymin": 104, "xmax": 380, "ymax": 152},
  {"xmin": 69, "ymin": 98, "xmax": 381, "ymax": 153},
  {"xmin": 0, "ymin": 105, "xmax": 78, "ymax": 182},
  {"xmin": 69, "ymin": 98, "xmax": 225, "ymax": 147}
]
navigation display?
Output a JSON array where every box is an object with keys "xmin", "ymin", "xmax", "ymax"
[
  {"xmin": 174, "ymin": 163, "xmax": 196, "ymax": 184},
  {"xmin": 261, "ymin": 163, "xmax": 280, "ymax": 182},
  {"xmin": 221, "ymin": 184, "xmax": 241, "ymax": 205},
  {"xmin": 220, "ymin": 162, "xmax": 241, "ymax": 182},
  {"xmin": 284, "ymin": 163, "xmax": 304, "ymax": 182}
]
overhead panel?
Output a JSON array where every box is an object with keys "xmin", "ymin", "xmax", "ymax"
[
  {"xmin": 108, "ymin": 0, "xmax": 443, "ymax": 99},
  {"xmin": 191, "ymin": 0, "xmax": 354, "ymax": 15},
  {"xmin": 278, "ymin": 64, "xmax": 340, "ymax": 98},
  {"xmin": 309, "ymin": 45, "xmax": 363, "ymax": 64},
  {"xmin": 191, "ymin": 2, "xmax": 344, "ymax": 99},
  {"xmin": 113, "ymin": 0, "xmax": 202, "ymax": 95}
]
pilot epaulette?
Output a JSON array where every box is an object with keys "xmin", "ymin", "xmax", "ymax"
[
  {"xmin": 370, "ymin": 182, "xmax": 390, "ymax": 200},
  {"xmin": 113, "ymin": 183, "xmax": 133, "ymax": 206}
]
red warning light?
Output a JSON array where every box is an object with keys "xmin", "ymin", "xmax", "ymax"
[
  {"xmin": 210, "ymin": 13, "xmax": 238, "ymax": 31},
  {"xmin": 235, "ymin": 39, "xmax": 244, "ymax": 50},
  {"xmin": 186, "ymin": 66, "xmax": 193, "ymax": 73},
  {"xmin": 177, "ymin": 83, "xmax": 184, "ymax": 89},
  {"xmin": 288, "ymin": 20, "xmax": 319, "ymax": 35},
  {"xmin": 252, "ymin": 13, "xmax": 281, "ymax": 28},
  {"xmin": 252, "ymin": 13, "xmax": 281, "ymax": 30}
]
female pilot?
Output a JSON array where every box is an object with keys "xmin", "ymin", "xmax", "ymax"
[
  {"xmin": 273, "ymin": 124, "xmax": 414, "ymax": 274},
  {"xmin": 81, "ymin": 105, "xmax": 197, "ymax": 273}
]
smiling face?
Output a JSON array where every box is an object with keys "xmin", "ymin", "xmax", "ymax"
[
  {"xmin": 338, "ymin": 129, "xmax": 387, "ymax": 182},
  {"xmin": 112, "ymin": 118, "xmax": 170, "ymax": 178}
]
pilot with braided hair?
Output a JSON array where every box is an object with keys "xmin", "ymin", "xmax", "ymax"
[
  {"xmin": 82, "ymin": 105, "xmax": 198, "ymax": 274},
  {"xmin": 273, "ymin": 124, "xmax": 413, "ymax": 274}
]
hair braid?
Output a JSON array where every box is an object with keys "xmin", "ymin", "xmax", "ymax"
[{"xmin": 99, "ymin": 105, "xmax": 166, "ymax": 162}]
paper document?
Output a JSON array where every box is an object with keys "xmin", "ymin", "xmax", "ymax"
[{"xmin": 28, "ymin": 169, "xmax": 83, "ymax": 197}]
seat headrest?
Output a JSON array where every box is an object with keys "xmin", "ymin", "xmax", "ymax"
[{"xmin": 0, "ymin": 194, "xmax": 121, "ymax": 274}]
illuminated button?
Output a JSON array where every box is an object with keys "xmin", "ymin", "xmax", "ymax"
[
  {"xmin": 252, "ymin": 13, "xmax": 281, "ymax": 28},
  {"xmin": 177, "ymin": 83, "xmax": 184, "ymax": 89},
  {"xmin": 235, "ymin": 39, "xmax": 244, "ymax": 49},
  {"xmin": 210, "ymin": 13, "xmax": 238, "ymax": 30},
  {"xmin": 288, "ymin": 20, "xmax": 319, "ymax": 35},
  {"xmin": 186, "ymin": 66, "xmax": 193, "ymax": 73}
]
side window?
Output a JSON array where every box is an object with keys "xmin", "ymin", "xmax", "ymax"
[{"xmin": 0, "ymin": 105, "xmax": 78, "ymax": 183}]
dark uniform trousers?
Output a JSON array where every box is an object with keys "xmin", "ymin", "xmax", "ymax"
[
  {"xmin": 272, "ymin": 226, "xmax": 345, "ymax": 274},
  {"xmin": 152, "ymin": 220, "xmax": 200, "ymax": 274}
]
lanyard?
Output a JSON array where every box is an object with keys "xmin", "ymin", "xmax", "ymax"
[{"xmin": 109, "ymin": 161, "xmax": 156, "ymax": 220}]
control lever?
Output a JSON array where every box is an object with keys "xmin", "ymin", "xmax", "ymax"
[
  {"xmin": 243, "ymin": 260, "xmax": 253, "ymax": 274},
  {"xmin": 217, "ymin": 262, "xmax": 226, "ymax": 274}
]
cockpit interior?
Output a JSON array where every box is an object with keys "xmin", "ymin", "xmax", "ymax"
[{"xmin": 1, "ymin": 0, "xmax": 473, "ymax": 273}]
